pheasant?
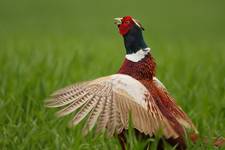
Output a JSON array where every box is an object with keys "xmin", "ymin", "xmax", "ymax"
[{"xmin": 45, "ymin": 16, "xmax": 198, "ymax": 150}]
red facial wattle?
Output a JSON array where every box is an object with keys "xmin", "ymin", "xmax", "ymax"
[{"xmin": 118, "ymin": 16, "xmax": 135, "ymax": 36}]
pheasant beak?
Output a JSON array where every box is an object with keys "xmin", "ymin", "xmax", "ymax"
[{"xmin": 114, "ymin": 17, "xmax": 122, "ymax": 25}]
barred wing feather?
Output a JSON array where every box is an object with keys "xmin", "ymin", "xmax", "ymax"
[{"xmin": 45, "ymin": 74, "xmax": 179, "ymax": 138}]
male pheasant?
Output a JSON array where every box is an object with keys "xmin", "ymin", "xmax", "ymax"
[{"xmin": 45, "ymin": 16, "xmax": 198, "ymax": 150}]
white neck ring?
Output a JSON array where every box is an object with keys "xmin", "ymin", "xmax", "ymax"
[{"xmin": 125, "ymin": 47, "xmax": 151, "ymax": 62}]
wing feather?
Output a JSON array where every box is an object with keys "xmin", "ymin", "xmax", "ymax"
[
  {"xmin": 70, "ymin": 95, "xmax": 99, "ymax": 126},
  {"xmin": 46, "ymin": 90, "xmax": 88, "ymax": 108},
  {"xmin": 83, "ymin": 96, "xmax": 105, "ymax": 135},
  {"xmin": 45, "ymin": 74, "xmax": 180, "ymax": 138},
  {"xmin": 115, "ymin": 92, "xmax": 177, "ymax": 138},
  {"xmin": 51, "ymin": 82, "xmax": 89, "ymax": 97},
  {"xmin": 56, "ymin": 93, "xmax": 94, "ymax": 117},
  {"xmin": 95, "ymin": 95, "xmax": 112, "ymax": 133}
]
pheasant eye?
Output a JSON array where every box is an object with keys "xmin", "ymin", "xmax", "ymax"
[{"xmin": 125, "ymin": 21, "xmax": 130, "ymax": 24}]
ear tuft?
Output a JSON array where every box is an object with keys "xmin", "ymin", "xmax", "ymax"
[{"xmin": 132, "ymin": 19, "xmax": 144, "ymax": 31}]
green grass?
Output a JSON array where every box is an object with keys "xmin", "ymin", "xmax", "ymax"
[{"xmin": 0, "ymin": 0, "xmax": 225, "ymax": 149}]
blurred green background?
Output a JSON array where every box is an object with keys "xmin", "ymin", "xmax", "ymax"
[{"xmin": 0, "ymin": 0, "xmax": 225, "ymax": 149}]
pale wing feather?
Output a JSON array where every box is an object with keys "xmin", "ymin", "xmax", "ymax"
[
  {"xmin": 83, "ymin": 96, "xmax": 106, "ymax": 135},
  {"xmin": 106, "ymin": 93, "xmax": 115, "ymax": 136},
  {"xmin": 46, "ymin": 82, "xmax": 90, "ymax": 107},
  {"xmin": 70, "ymin": 82, "xmax": 111, "ymax": 126},
  {"xmin": 83, "ymin": 83, "xmax": 113, "ymax": 133},
  {"xmin": 115, "ymin": 92, "xmax": 177, "ymax": 137},
  {"xmin": 46, "ymin": 74, "xmax": 179, "ymax": 138},
  {"xmin": 46, "ymin": 91, "xmax": 88, "ymax": 108},
  {"xmin": 70, "ymin": 95, "xmax": 99, "ymax": 126},
  {"xmin": 51, "ymin": 82, "xmax": 89, "ymax": 97},
  {"xmin": 106, "ymin": 92, "xmax": 120, "ymax": 136},
  {"xmin": 95, "ymin": 94, "xmax": 111, "ymax": 133},
  {"xmin": 56, "ymin": 94, "xmax": 94, "ymax": 117}
]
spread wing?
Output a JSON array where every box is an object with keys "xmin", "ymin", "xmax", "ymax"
[
  {"xmin": 45, "ymin": 74, "xmax": 179, "ymax": 138},
  {"xmin": 153, "ymin": 77, "xmax": 198, "ymax": 133}
]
